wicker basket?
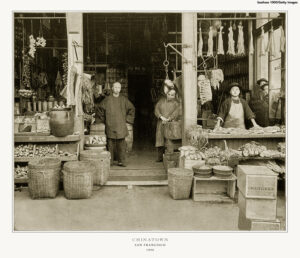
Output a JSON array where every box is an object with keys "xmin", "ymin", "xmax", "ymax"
[
  {"xmin": 62, "ymin": 161, "xmax": 95, "ymax": 199},
  {"xmin": 168, "ymin": 168, "xmax": 193, "ymax": 200},
  {"xmin": 80, "ymin": 150, "xmax": 111, "ymax": 185},
  {"xmin": 192, "ymin": 165, "xmax": 213, "ymax": 178},
  {"xmin": 28, "ymin": 158, "xmax": 61, "ymax": 199},
  {"xmin": 213, "ymin": 165, "xmax": 233, "ymax": 178}
]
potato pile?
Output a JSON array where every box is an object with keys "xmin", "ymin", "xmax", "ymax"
[
  {"xmin": 15, "ymin": 166, "xmax": 28, "ymax": 179},
  {"xmin": 85, "ymin": 135, "xmax": 107, "ymax": 145},
  {"xmin": 179, "ymin": 146, "xmax": 205, "ymax": 160},
  {"xmin": 35, "ymin": 145, "xmax": 57, "ymax": 157},
  {"xmin": 14, "ymin": 144, "xmax": 34, "ymax": 157},
  {"xmin": 239, "ymin": 141, "xmax": 267, "ymax": 157}
]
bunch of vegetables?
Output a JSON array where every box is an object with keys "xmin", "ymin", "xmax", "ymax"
[
  {"xmin": 219, "ymin": 149, "xmax": 242, "ymax": 162},
  {"xmin": 203, "ymin": 146, "xmax": 222, "ymax": 165},
  {"xmin": 35, "ymin": 145, "xmax": 57, "ymax": 157},
  {"xmin": 259, "ymin": 149, "xmax": 285, "ymax": 158},
  {"xmin": 18, "ymin": 89, "xmax": 33, "ymax": 98},
  {"xmin": 15, "ymin": 166, "xmax": 28, "ymax": 179},
  {"xmin": 185, "ymin": 125, "xmax": 208, "ymax": 150},
  {"xmin": 278, "ymin": 142, "xmax": 286, "ymax": 154},
  {"xmin": 85, "ymin": 135, "xmax": 107, "ymax": 145},
  {"xmin": 239, "ymin": 141, "xmax": 267, "ymax": 157},
  {"xmin": 266, "ymin": 160, "xmax": 285, "ymax": 175},
  {"xmin": 14, "ymin": 144, "xmax": 34, "ymax": 157}
]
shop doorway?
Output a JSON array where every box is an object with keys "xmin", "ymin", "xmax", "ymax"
[{"xmin": 128, "ymin": 73, "xmax": 156, "ymax": 152}]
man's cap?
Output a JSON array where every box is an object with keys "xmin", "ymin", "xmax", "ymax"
[
  {"xmin": 257, "ymin": 78, "xmax": 268, "ymax": 86},
  {"xmin": 227, "ymin": 82, "xmax": 241, "ymax": 92}
]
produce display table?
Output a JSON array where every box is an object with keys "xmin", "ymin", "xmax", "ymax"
[
  {"xmin": 192, "ymin": 174, "xmax": 237, "ymax": 203},
  {"xmin": 206, "ymin": 133, "xmax": 285, "ymax": 150}
]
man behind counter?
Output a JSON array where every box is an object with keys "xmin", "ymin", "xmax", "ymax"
[{"xmin": 215, "ymin": 82, "xmax": 260, "ymax": 130}]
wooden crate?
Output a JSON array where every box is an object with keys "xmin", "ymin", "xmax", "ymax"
[
  {"xmin": 192, "ymin": 175, "xmax": 236, "ymax": 203},
  {"xmin": 238, "ymin": 191, "xmax": 277, "ymax": 220},
  {"xmin": 237, "ymin": 165, "xmax": 278, "ymax": 199},
  {"xmin": 238, "ymin": 210, "xmax": 280, "ymax": 231}
]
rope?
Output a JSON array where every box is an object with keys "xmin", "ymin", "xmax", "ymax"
[{"xmin": 163, "ymin": 44, "xmax": 169, "ymax": 79}]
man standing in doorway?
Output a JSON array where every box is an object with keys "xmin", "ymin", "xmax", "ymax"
[{"xmin": 95, "ymin": 82, "xmax": 135, "ymax": 167}]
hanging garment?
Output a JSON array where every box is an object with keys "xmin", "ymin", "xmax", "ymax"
[
  {"xmin": 237, "ymin": 23, "xmax": 245, "ymax": 56},
  {"xmin": 259, "ymin": 27, "xmax": 266, "ymax": 56},
  {"xmin": 280, "ymin": 25, "xmax": 286, "ymax": 53},
  {"xmin": 197, "ymin": 27, "xmax": 204, "ymax": 57},
  {"xmin": 60, "ymin": 65, "xmax": 76, "ymax": 106},
  {"xmin": 249, "ymin": 30, "xmax": 254, "ymax": 55},
  {"xmin": 217, "ymin": 26, "xmax": 224, "ymax": 55},
  {"xmin": 227, "ymin": 26, "xmax": 236, "ymax": 55},
  {"xmin": 266, "ymin": 26, "xmax": 276, "ymax": 58},
  {"xmin": 198, "ymin": 74, "xmax": 212, "ymax": 105},
  {"xmin": 207, "ymin": 26, "xmax": 214, "ymax": 57}
]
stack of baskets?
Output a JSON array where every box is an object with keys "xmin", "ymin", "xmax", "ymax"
[
  {"xmin": 62, "ymin": 161, "xmax": 95, "ymax": 199},
  {"xmin": 192, "ymin": 165, "xmax": 213, "ymax": 178},
  {"xmin": 212, "ymin": 165, "xmax": 233, "ymax": 178},
  {"xmin": 28, "ymin": 158, "xmax": 61, "ymax": 199},
  {"xmin": 168, "ymin": 168, "xmax": 193, "ymax": 200},
  {"xmin": 80, "ymin": 150, "xmax": 111, "ymax": 185}
]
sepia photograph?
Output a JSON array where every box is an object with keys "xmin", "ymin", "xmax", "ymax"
[{"xmin": 12, "ymin": 11, "xmax": 287, "ymax": 232}]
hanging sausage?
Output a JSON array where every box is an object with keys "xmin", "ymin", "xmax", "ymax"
[
  {"xmin": 217, "ymin": 25, "xmax": 224, "ymax": 55},
  {"xmin": 207, "ymin": 26, "xmax": 214, "ymax": 57},
  {"xmin": 280, "ymin": 25, "xmax": 285, "ymax": 53},
  {"xmin": 259, "ymin": 27, "xmax": 266, "ymax": 56},
  {"xmin": 237, "ymin": 22, "xmax": 245, "ymax": 56},
  {"xmin": 197, "ymin": 26, "xmax": 203, "ymax": 57},
  {"xmin": 266, "ymin": 26, "xmax": 276, "ymax": 58},
  {"xmin": 227, "ymin": 23, "xmax": 235, "ymax": 55}
]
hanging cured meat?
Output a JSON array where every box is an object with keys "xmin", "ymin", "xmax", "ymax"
[
  {"xmin": 249, "ymin": 29, "xmax": 254, "ymax": 55},
  {"xmin": 197, "ymin": 27, "xmax": 203, "ymax": 57},
  {"xmin": 280, "ymin": 25, "xmax": 285, "ymax": 53},
  {"xmin": 207, "ymin": 26, "xmax": 214, "ymax": 57},
  {"xmin": 266, "ymin": 26, "xmax": 276, "ymax": 58},
  {"xmin": 227, "ymin": 25, "xmax": 235, "ymax": 55},
  {"xmin": 198, "ymin": 74, "xmax": 212, "ymax": 105},
  {"xmin": 217, "ymin": 26, "xmax": 224, "ymax": 55},
  {"xmin": 259, "ymin": 27, "xmax": 266, "ymax": 56},
  {"xmin": 237, "ymin": 22, "xmax": 245, "ymax": 56}
]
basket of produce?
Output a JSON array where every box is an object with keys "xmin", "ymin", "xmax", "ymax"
[
  {"xmin": 80, "ymin": 150, "xmax": 111, "ymax": 185},
  {"xmin": 28, "ymin": 158, "xmax": 61, "ymax": 199},
  {"xmin": 192, "ymin": 165, "xmax": 212, "ymax": 178},
  {"xmin": 62, "ymin": 161, "xmax": 95, "ymax": 199},
  {"xmin": 164, "ymin": 121, "xmax": 182, "ymax": 140},
  {"xmin": 213, "ymin": 165, "xmax": 233, "ymax": 178},
  {"xmin": 168, "ymin": 168, "xmax": 194, "ymax": 200},
  {"xmin": 178, "ymin": 145, "xmax": 206, "ymax": 169}
]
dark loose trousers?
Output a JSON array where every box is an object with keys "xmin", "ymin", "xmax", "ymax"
[{"xmin": 107, "ymin": 138, "xmax": 126, "ymax": 165}]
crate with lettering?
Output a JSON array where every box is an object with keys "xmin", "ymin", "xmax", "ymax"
[{"xmin": 237, "ymin": 165, "xmax": 278, "ymax": 199}]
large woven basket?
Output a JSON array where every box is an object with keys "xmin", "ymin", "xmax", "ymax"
[
  {"xmin": 192, "ymin": 165, "xmax": 213, "ymax": 178},
  {"xmin": 62, "ymin": 161, "xmax": 95, "ymax": 199},
  {"xmin": 28, "ymin": 158, "xmax": 61, "ymax": 199},
  {"xmin": 213, "ymin": 165, "xmax": 233, "ymax": 178},
  {"xmin": 80, "ymin": 150, "xmax": 111, "ymax": 185},
  {"xmin": 168, "ymin": 168, "xmax": 193, "ymax": 200}
]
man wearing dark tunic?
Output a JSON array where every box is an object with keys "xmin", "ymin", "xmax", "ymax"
[{"xmin": 95, "ymin": 82, "xmax": 135, "ymax": 166}]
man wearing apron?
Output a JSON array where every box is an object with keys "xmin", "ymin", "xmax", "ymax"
[{"xmin": 215, "ymin": 82, "xmax": 260, "ymax": 129}]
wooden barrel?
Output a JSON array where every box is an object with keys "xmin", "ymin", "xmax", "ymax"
[
  {"xmin": 49, "ymin": 108, "xmax": 74, "ymax": 137},
  {"xmin": 125, "ymin": 123, "xmax": 133, "ymax": 152},
  {"xmin": 28, "ymin": 158, "xmax": 61, "ymax": 199},
  {"xmin": 80, "ymin": 150, "xmax": 111, "ymax": 186},
  {"xmin": 168, "ymin": 168, "xmax": 193, "ymax": 200},
  {"xmin": 62, "ymin": 161, "xmax": 95, "ymax": 199}
]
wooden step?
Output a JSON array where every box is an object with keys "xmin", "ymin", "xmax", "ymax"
[{"xmin": 108, "ymin": 168, "xmax": 167, "ymax": 181}]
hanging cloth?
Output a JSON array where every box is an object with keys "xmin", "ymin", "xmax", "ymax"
[
  {"xmin": 249, "ymin": 29, "xmax": 254, "ymax": 55},
  {"xmin": 227, "ymin": 25, "xmax": 235, "ymax": 55},
  {"xmin": 266, "ymin": 26, "xmax": 276, "ymax": 58},
  {"xmin": 217, "ymin": 26, "xmax": 224, "ymax": 55},
  {"xmin": 280, "ymin": 25, "xmax": 286, "ymax": 53},
  {"xmin": 237, "ymin": 23, "xmax": 245, "ymax": 56},
  {"xmin": 198, "ymin": 27, "xmax": 204, "ymax": 57},
  {"xmin": 207, "ymin": 26, "xmax": 214, "ymax": 57},
  {"xmin": 259, "ymin": 27, "xmax": 267, "ymax": 56}
]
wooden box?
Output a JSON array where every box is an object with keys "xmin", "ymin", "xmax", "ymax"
[
  {"xmin": 192, "ymin": 175, "xmax": 236, "ymax": 203},
  {"xmin": 238, "ymin": 191, "xmax": 277, "ymax": 220},
  {"xmin": 237, "ymin": 165, "xmax": 278, "ymax": 199},
  {"xmin": 238, "ymin": 210, "xmax": 280, "ymax": 231}
]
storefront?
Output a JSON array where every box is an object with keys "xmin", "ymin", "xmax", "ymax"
[{"xmin": 14, "ymin": 12, "xmax": 286, "ymax": 218}]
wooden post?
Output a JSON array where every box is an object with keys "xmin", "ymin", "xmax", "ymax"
[
  {"xmin": 66, "ymin": 13, "xmax": 85, "ymax": 149},
  {"xmin": 181, "ymin": 13, "xmax": 197, "ymax": 145}
]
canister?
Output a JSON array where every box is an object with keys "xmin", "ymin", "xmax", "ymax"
[{"xmin": 38, "ymin": 101, "xmax": 42, "ymax": 112}]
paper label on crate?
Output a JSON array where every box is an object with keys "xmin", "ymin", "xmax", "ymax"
[{"xmin": 246, "ymin": 176, "xmax": 277, "ymax": 198}]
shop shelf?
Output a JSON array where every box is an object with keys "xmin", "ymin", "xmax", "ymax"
[
  {"xmin": 14, "ymin": 135, "xmax": 81, "ymax": 143},
  {"xmin": 14, "ymin": 156, "xmax": 78, "ymax": 162}
]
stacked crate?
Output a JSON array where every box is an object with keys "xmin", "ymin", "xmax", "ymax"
[{"xmin": 237, "ymin": 165, "xmax": 280, "ymax": 231}]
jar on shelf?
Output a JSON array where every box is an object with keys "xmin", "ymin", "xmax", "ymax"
[
  {"xmin": 38, "ymin": 101, "xmax": 42, "ymax": 112},
  {"xmin": 48, "ymin": 95, "xmax": 55, "ymax": 110}
]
